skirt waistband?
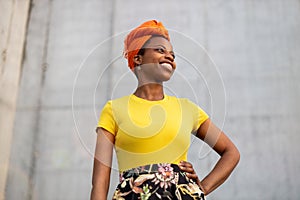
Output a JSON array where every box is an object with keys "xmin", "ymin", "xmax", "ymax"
[
  {"xmin": 120, "ymin": 163, "xmax": 181, "ymax": 180},
  {"xmin": 116, "ymin": 163, "xmax": 206, "ymax": 200}
]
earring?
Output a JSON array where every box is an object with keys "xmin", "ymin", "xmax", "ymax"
[{"xmin": 136, "ymin": 65, "xmax": 141, "ymax": 70}]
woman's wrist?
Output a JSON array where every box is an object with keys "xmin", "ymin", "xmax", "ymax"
[{"xmin": 197, "ymin": 181, "xmax": 207, "ymax": 195}]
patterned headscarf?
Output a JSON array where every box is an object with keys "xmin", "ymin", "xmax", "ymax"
[{"xmin": 123, "ymin": 20, "xmax": 170, "ymax": 70}]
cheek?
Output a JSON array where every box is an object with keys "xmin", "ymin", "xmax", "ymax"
[
  {"xmin": 150, "ymin": 54, "xmax": 160, "ymax": 63},
  {"xmin": 140, "ymin": 63, "xmax": 159, "ymax": 72},
  {"xmin": 146, "ymin": 51, "xmax": 160, "ymax": 60},
  {"xmin": 173, "ymin": 62, "xmax": 177, "ymax": 69}
]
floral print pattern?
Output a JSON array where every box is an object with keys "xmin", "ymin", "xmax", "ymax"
[{"xmin": 113, "ymin": 163, "xmax": 205, "ymax": 200}]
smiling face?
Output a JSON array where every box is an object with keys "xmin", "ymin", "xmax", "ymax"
[{"xmin": 133, "ymin": 36, "xmax": 176, "ymax": 83}]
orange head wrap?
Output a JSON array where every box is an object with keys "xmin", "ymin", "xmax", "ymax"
[{"xmin": 123, "ymin": 20, "xmax": 170, "ymax": 70}]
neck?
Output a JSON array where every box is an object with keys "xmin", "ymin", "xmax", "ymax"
[{"xmin": 134, "ymin": 83, "xmax": 164, "ymax": 101}]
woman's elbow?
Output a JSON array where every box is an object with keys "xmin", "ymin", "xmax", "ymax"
[{"xmin": 232, "ymin": 145, "xmax": 240, "ymax": 166}]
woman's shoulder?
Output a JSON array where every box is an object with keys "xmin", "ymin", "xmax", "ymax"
[
  {"xmin": 167, "ymin": 95, "xmax": 192, "ymax": 103},
  {"xmin": 106, "ymin": 95, "xmax": 131, "ymax": 103},
  {"xmin": 101, "ymin": 95, "xmax": 131, "ymax": 109},
  {"xmin": 168, "ymin": 95, "xmax": 205, "ymax": 109}
]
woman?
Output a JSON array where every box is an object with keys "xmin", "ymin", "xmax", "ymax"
[{"xmin": 91, "ymin": 20, "xmax": 240, "ymax": 200}]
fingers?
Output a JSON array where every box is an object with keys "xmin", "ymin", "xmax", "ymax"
[
  {"xmin": 179, "ymin": 161, "xmax": 200, "ymax": 180},
  {"xmin": 179, "ymin": 161, "xmax": 204, "ymax": 192},
  {"xmin": 178, "ymin": 161, "xmax": 195, "ymax": 173},
  {"xmin": 186, "ymin": 172, "xmax": 199, "ymax": 180},
  {"xmin": 179, "ymin": 160, "xmax": 192, "ymax": 167}
]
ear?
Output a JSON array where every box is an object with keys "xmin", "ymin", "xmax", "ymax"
[{"xmin": 133, "ymin": 54, "xmax": 142, "ymax": 65}]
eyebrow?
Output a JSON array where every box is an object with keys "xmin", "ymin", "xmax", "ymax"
[{"xmin": 151, "ymin": 45, "xmax": 174, "ymax": 54}]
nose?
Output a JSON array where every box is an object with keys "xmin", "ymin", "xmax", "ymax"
[{"xmin": 165, "ymin": 51, "xmax": 174, "ymax": 62}]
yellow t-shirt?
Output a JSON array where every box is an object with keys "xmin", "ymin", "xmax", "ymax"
[{"xmin": 97, "ymin": 94, "xmax": 209, "ymax": 172}]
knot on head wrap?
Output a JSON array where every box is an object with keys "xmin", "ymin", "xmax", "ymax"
[{"xmin": 123, "ymin": 20, "xmax": 170, "ymax": 70}]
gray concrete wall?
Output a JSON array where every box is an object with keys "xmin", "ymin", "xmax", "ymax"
[{"xmin": 5, "ymin": 0, "xmax": 300, "ymax": 200}]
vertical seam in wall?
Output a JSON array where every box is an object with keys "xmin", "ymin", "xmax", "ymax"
[
  {"xmin": 4, "ymin": 0, "xmax": 32, "ymax": 198},
  {"xmin": 1, "ymin": 0, "xmax": 15, "ymax": 76},
  {"xmin": 19, "ymin": 0, "xmax": 34, "ymax": 85},
  {"xmin": 27, "ymin": 0, "xmax": 53, "ymax": 199},
  {"xmin": 203, "ymin": 0, "xmax": 210, "ymax": 113},
  {"xmin": 105, "ymin": 0, "xmax": 116, "ymax": 101}
]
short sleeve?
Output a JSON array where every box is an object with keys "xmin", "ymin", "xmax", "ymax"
[
  {"xmin": 186, "ymin": 99, "xmax": 209, "ymax": 132},
  {"xmin": 97, "ymin": 101, "xmax": 118, "ymax": 135}
]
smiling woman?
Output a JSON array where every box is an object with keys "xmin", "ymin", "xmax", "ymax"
[
  {"xmin": 134, "ymin": 36, "xmax": 176, "ymax": 85},
  {"xmin": 90, "ymin": 20, "xmax": 240, "ymax": 200}
]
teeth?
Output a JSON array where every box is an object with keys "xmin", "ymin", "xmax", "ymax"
[{"xmin": 161, "ymin": 63, "xmax": 172, "ymax": 71}]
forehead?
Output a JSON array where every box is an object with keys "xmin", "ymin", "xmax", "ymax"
[{"xmin": 143, "ymin": 36, "xmax": 173, "ymax": 50}]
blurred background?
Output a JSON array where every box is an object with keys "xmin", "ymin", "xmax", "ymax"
[{"xmin": 1, "ymin": 0, "xmax": 300, "ymax": 199}]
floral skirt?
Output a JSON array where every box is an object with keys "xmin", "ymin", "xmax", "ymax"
[{"xmin": 113, "ymin": 163, "xmax": 205, "ymax": 200}]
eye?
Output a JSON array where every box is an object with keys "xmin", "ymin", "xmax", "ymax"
[{"xmin": 156, "ymin": 47, "xmax": 165, "ymax": 54}]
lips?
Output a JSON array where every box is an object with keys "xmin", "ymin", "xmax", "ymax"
[{"xmin": 160, "ymin": 63, "xmax": 173, "ymax": 71}]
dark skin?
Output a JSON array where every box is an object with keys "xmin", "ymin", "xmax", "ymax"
[
  {"xmin": 179, "ymin": 118, "xmax": 240, "ymax": 194},
  {"xmin": 91, "ymin": 36, "xmax": 240, "ymax": 199},
  {"xmin": 91, "ymin": 128, "xmax": 114, "ymax": 200}
]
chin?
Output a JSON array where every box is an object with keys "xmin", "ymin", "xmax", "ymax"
[{"xmin": 161, "ymin": 74, "xmax": 173, "ymax": 82}]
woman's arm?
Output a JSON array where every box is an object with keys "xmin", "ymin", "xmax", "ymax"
[
  {"xmin": 178, "ymin": 161, "xmax": 205, "ymax": 192},
  {"xmin": 195, "ymin": 118, "xmax": 240, "ymax": 195},
  {"xmin": 90, "ymin": 128, "xmax": 115, "ymax": 200}
]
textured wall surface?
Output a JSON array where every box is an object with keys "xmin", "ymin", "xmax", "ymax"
[
  {"xmin": 6, "ymin": 0, "xmax": 300, "ymax": 200},
  {"xmin": 0, "ymin": 0, "xmax": 30, "ymax": 199}
]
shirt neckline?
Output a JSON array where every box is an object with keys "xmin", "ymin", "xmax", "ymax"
[{"xmin": 130, "ymin": 94, "xmax": 169, "ymax": 104}]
